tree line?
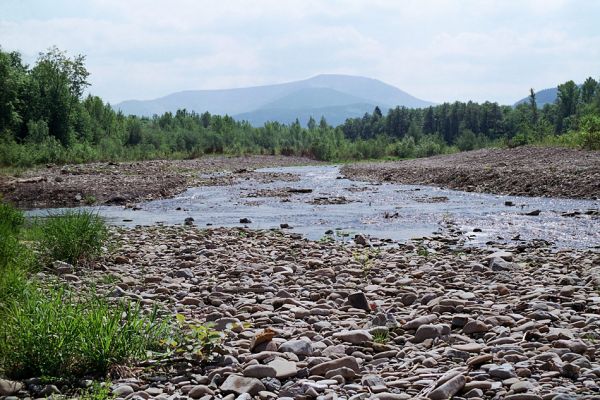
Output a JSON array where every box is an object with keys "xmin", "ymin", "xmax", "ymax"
[{"xmin": 1, "ymin": 46, "xmax": 599, "ymax": 167}]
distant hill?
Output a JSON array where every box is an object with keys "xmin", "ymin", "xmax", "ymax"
[
  {"xmin": 115, "ymin": 74, "xmax": 434, "ymax": 126},
  {"xmin": 514, "ymin": 87, "xmax": 559, "ymax": 108}
]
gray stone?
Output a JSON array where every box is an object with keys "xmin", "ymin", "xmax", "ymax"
[
  {"xmin": 243, "ymin": 365, "xmax": 277, "ymax": 379},
  {"xmin": 333, "ymin": 329, "xmax": 372, "ymax": 344},
  {"xmin": 113, "ymin": 385, "xmax": 135, "ymax": 397},
  {"xmin": 0, "ymin": 379, "xmax": 22, "ymax": 396},
  {"xmin": 427, "ymin": 374, "xmax": 466, "ymax": 400},
  {"xmin": 187, "ymin": 385, "xmax": 214, "ymax": 399},
  {"xmin": 220, "ymin": 375, "xmax": 265, "ymax": 396},
  {"xmin": 267, "ymin": 357, "xmax": 297, "ymax": 379},
  {"xmin": 310, "ymin": 356, "xmax": 360, "ymax": 376},
  {"xmin": 414, "ymin": 324, "xmax": 447, "ymax": 343},
  {"xmin": 278, "ymin": 339, "xmax": 313, "ymax": 357}
]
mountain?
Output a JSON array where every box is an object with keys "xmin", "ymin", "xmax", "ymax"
[
  {"xmin": 114, "ymin": 74, "xmax": 434, "ymax": 126},
  {"xmin": 514, "ymin": 87, "xmax": 559, "ymax": 108}
]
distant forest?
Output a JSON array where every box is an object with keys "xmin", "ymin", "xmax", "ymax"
[{"xmin": 1, "ymin": 47, "xmax": 599, "ymax": 167}]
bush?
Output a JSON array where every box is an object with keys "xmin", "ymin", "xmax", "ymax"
[
  {"xmin": 0, "ymin": 200, "xmax": 25, "ymax": 233},
  {"xmin": 39, "ymin": 210, "xmax": 108, "ymax": 265},
  {"xmin": 580, "ymin": 115, "xmax": 600, "ymax": 150},
  {"xmin": 0, "ymin": 283, "xmax": 170, "ymax": 379}
]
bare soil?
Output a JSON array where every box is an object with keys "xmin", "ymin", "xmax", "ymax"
[
  {"xmin": 341, "ymin": 147, "xmax": 600, "ymax": 200},
  {"xmin": 0, "ymin": 155, "xmax": 321, "ymax": 209}
]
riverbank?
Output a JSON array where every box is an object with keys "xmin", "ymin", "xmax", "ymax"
[
  {"xmin": 0, "ymin": 155, "xmax": 321, "ymax": 209},
  {"xmin": 5, "ymin": 225, "xmax": 599, "ymax": 399},
  {"xmin": 341, "ymin": 147, "xmax": 600, "ymax": 200}
]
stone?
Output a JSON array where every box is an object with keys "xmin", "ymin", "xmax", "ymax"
[
  {"xmin": 187, "ymin": 385, "xmax": 214, "ymax": 398},
  {"xmin": 489, "ymin": 364, "xmax": 517, "ymax": 380},
  {"xmin": 278, "ymin": 339, "xmax": 313, "ymax": 357},
  {"xmin": 172, "ymin": 268, "xmax": 194, "ymax": 279},
  {"xmin": 462, "ymin": 320, "xmax": 490, "ymax": 334},
  {"xmin": 267, "ymin": 357, "xmax": 298, "ymax": 379},
  {"xmin": 0, "ymin": 379, "xmax": 22, "ymax": 396},
  {"xmin": 402, "ymin": 314, "xmax": 437, "ymax": 330},
  {"xmin": 113, "ymin": 385, "xmax": 134, "ymax": 397},
  {"xmin": 489, "ymin": 257, "xmax": 516, "ymax": 271},
  {"xmin": 510, "ymin": 381, "xmax": 534, "ymax": 393},
  {"xmin": 348, "ymin": 291, "xmax": 371, "ymax": 311},
  {"xmin": 220, "ymin": 375, "xmax": 265, "ymax": 396},
  {"xmin": 354, "ymin": 234, "xmax": 368, "ymax": 245},
  {"xmin": 333, "ymin": 329, "xmax": 372, "ymax": 344},
  {"xmin": 414, "ymin": 324, "xmax": 447, "ymax": 343},
  {"xmin": 243, "ymin": 365, "xmax": 277, "ymax": 379},
  {"xmin": 427, "ymin": 374, "xmax": 466, "ymax": 400},
  {"xmin": 310, "ymin": 356, "xmax": 360, "ymax": 376}
]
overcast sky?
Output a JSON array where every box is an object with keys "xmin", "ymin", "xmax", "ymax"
[{"xmin": 1, "ymin": 0, "xmax": 599, "ymax": 105}]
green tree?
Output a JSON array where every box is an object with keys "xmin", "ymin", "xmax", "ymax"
[
  {"xmin": 581, "ymin": 77, "xmax": 597, "ymax": 104},
  {"xmin": 29, "ymin": 47, "xmax": 90, "ymax": 145},
  {"xmin": 556, "ymin": 80, "xmax": 580, "ymax": 133}
]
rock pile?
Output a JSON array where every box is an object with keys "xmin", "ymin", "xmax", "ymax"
[{"xmin": 17, "ymin": 226, "xmax": 600, "ymax": 399}]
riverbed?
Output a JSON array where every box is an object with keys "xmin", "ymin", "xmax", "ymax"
[{"xmin": 27, "ymin": 165, "xmax": 599, "ymax": 249}]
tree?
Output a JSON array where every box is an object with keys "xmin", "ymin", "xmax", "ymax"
[
  {"xmin": 29, "ymin": 47, "xmax": 90, "ymax": 145},
  {"xmin": 581, "ymin": 77, "xmax": 598, "ymax": 104},
  {"xmin": 0, "ymin": 48, "xmax": 28, "ymax": 136},
  {"xmin": 529, "ymin": 88, "xmax": 538, "ymax": 125},
  {"xmin": 307, "ymin": 116, "xmax": 316, "ymax": 131},
  {"xmin": 556, "ymin": 80, "xmax": 580, "ymax": 132}
]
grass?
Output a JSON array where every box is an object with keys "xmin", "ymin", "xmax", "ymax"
[
  {"xmin": 38, "ymin": 210, "xmax": 109, "ymax": 266},
  {"xmin": 372, "ymin": 330, "xmax": 390, "ymax": 344},
  {"xmin": 0, "ymin": 282, "xmax": 171, "ymax": 379},
  {"xmin": 0, "ymin": 201, "xmax": 173, "ymax": 382}
]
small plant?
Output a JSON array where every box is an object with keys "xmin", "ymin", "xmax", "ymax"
[
  {"xmin": 417, "ymin": 246, "xmax": 430, "ymax": 257},
  {"xmin": 79, "ymin": 381, "xmax": 114, "ymax": 400},
  {"xmin": 39, "ymin": 210, "xmax": 108, "ymax": 265},
  {"xmin": 318, "ymin": 235, "xmax": 334, "ymax": 244},
  {"xmin": 372, "ymin": 330, "xmax": 390, "ymax": 344},
  {"xmin": 353, "ymin": 247, "xmax": 380, "ymax": 279},
  {"xmin": 84, "ymin": 195, "xmax": 97, "ymax": 205},
  {"xmin": 169, "ymin": 315, "xmax": 224, "ymax": 361}
]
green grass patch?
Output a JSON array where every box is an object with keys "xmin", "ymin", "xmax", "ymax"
[
  {"xmin": 38, "ymin": 210, "xmax": 109, "ymax": 265},
  {"xmin": 0, "ymin": 282, "xmax": 171, "ymax": 379}
]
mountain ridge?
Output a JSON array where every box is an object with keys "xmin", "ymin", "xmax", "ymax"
[{"xmin": 114, "ymin": 74, "xmax": 434, "ymax": 125}]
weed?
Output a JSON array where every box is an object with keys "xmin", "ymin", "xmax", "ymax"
[
  {"xmin": 84, "ymin": 195, "xmax": 97, "ymax": 205},
  {"xmin": 168, "ymin": 315, "xmax": 224, "ymax": 361},
  {"xmin": 38, "ymin": 210, "xmax": 108, "ymax": 265},
  {"xmin": 0, "ymin": 283, "xmax": 170, "ymax": 379},
  {"xmin": 79, "ymin": 381, "xmax": 114, "ymax": 400},
  {"xmin": 353, "ymin": 247, "xmax": 381, "ymax": 279},
  {"xmin": 0, "ymin": 201, "xmax": 25, "ymax": 233},
  {"xmin": 417, "ymin": 246, "xmax": 430, "ymax": 257},
  {"xmin": 372, "ymin": 330, "xmax": 390, "ymax": 344}
]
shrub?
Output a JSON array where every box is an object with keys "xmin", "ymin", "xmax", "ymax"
[
  {"xmin": 0, "ymin": 200, "xmax": 24, "ymax": 233},
  {"xmin": 39, "ymin": 210, "xmax": 108, "ymax": 265},
  {"xmin": 0, "ymin": 284, "xmax": 170, "ymax": 379}
]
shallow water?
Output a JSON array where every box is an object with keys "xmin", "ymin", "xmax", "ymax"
[{"xmin": 27, "ymin": 165, "xmax": 599, "ymax": 249}]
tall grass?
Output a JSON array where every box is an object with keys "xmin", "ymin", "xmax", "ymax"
[
  {"xmin": 39, "ymin": 210, "xmax": 109, "ymax": 265},
  {"xmin": 0, "ymin": 283, "xmax": 170, "ymax": 379},
  {"xmin": 0, "ymin": 202, "xmax": 173, "ymax": 381}
]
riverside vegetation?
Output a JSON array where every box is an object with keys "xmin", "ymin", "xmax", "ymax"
[{"xmin": 1, "ymin": 46, "xmax": 600, "ymax": 169}]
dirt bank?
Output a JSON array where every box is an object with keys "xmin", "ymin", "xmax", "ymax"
[
  {"xmin": 0, "ymin": 155, "xmax": 320, "ymax": 209},
  {"xmin": 341, "ymin": 147, "xmax": 600, "ymax": 200}
]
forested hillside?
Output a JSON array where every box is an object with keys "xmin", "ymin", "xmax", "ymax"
[{"xmin": 1, "ymin": 47, "xmax": 599, "ymax": 168}]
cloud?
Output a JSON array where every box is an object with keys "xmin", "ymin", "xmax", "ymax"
[{"xmin": 1, "ymin": 0, "xmax": 598, "ymax": 104}]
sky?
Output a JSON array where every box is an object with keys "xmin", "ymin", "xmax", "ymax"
[{"xmin": 1, "ymin": 0, "xmax": 599, "ymax": 105}]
